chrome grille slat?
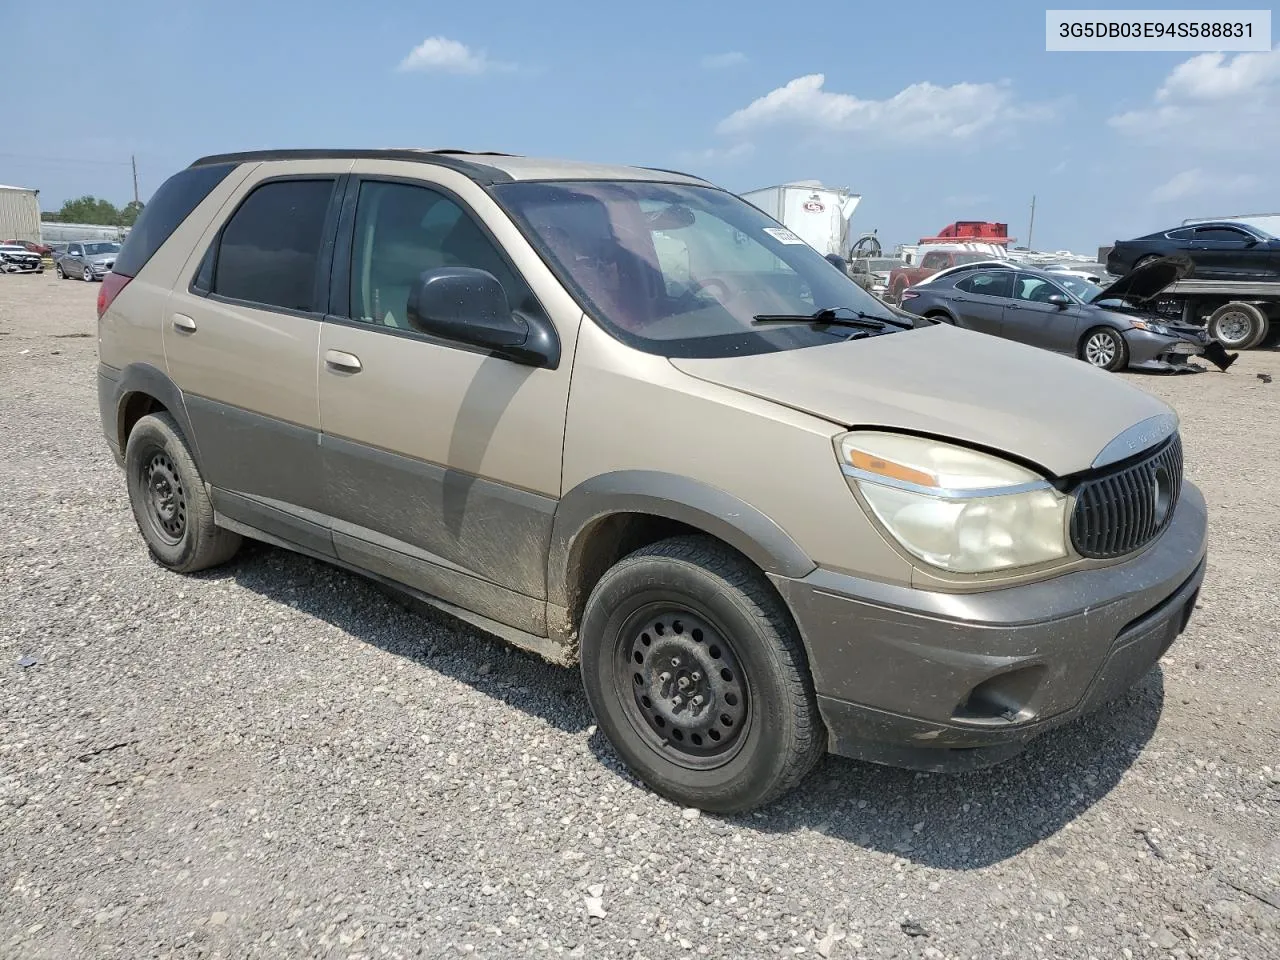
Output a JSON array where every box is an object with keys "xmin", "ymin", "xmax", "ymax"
[{"xmin": 1071, "ymin": 435, "xmax": 1183, "ymax": 559}]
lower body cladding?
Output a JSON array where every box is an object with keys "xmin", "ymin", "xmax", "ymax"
[{"xmin": 770, "ymin": 481, "xmax": 1208, "ymax": 772}]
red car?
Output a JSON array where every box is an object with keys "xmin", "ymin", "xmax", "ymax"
[{"xmin": 2, "ymin": 239, "xmax": 53, "ymax": 257}]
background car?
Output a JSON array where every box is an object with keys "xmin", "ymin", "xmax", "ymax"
[
  {"xmin": 848, "ymin": 256, "xmax": 901, "ymax": 298},
  {"xmin": 55, "ymin": 240, "xmax": 121, "ymax": 281},
  {"xmin": 899, "ymin": 258, "xmax": 1208, "ymax": 372},
  {"xmin": 1107, "ymin": 221, "xmax": 1280, "ymax": 281},
  {"xmin": 0, "ymin": 244, "xmax": 44, "ymax": 273},
  {"xmin": 2, "ymin": 238, "xmax": 53, "ymax": 257}
]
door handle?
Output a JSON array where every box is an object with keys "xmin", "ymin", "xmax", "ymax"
[
  {"xmin": 172, "ymin": 314, "xmax": 197, "ymax": 333},
  {"xmin": 952, "ymin": 296, "xmax": 968, "ymax": 302},
  {"xmin": 1007, "ymin": 303, "xmax": 1021, "ymax": 310},
  {"xmin": 324, "ymin": 349, "xmax": 362, "ymax": 374}
]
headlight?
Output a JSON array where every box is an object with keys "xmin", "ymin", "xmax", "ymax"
[
  {"xmin": 1130, "ymin": 319, "xmax": 1169, "ymax": 335},
  {"xmin": 835, "ymin": 431, "xmax": 1069, "ymax": 574}
]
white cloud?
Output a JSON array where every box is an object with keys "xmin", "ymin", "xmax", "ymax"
[
  {"xmin": 715, "ymin": 74, "xmax": 1051, "ymax": 146},
  {"xmin": 1157, "ymin": 48, "xmax": 1280, "ymax": 102},
  {"xmin": 398, "ymin": 36, "xmax": 513, "ymax": 75},
  {"xmin": 702, "ymin": 51, "xmax": 748, "ymax": 70},
  {"xmin": 1150, "ymin": 168, "xmax": 1258, "ymax": 203},
  {"xmin": 1109, "ymin": 46, "xmax": 1280, "ymax": 144}
]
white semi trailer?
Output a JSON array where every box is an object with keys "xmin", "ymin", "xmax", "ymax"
[{"xmin": 739, "ymin": 181, "xmax": 862, "ymax": 260}]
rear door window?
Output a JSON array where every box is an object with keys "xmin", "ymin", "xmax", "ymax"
[
  {"xmin": 209, "ymin": 179, "xmax": 336, "ymax": 313},
  {"xmin": 956, "ymin": 271, "xmax": 1013, "ymax": 298}
]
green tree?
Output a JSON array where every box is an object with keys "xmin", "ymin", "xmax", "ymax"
[
  {"xmin": 119, "ymin": 200, "xmax": 146, "ymax": 227},
  {"xmin": 52, "ymin": 196, "xmax": 122, "ymax": 226}
]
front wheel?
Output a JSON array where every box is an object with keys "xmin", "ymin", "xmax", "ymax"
[
  {"xmin": 580, "ymin": 536, "xmax": 824, "ymax": 813},
  {"xmin": 1080, "ymin": 326, "xmax": 1129, "ymax": 371},
  {"xmin": 82, "ymin": 265, "xmax": 94, "ymax": 282},
  {"xmin": 124, "ymin": 412, "xmax": 241, "ymax": 573}
]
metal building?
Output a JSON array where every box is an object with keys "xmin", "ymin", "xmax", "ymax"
[{"xmin": 0, "ymin": 184, "xmax": 41, "ymax": 243}]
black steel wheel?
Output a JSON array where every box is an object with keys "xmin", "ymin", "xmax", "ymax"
[
  {"xmin": 124, "ymin": 412, "xmax": 241, "ymax": 573},
  {"xmin": 614, "ymin": 605, "xmax": 750, "ymax": 769},
  {"xmin": 580, "ymin": 536, "xmax": 823, "ymax": 813},
  {"xmin": 138, "ymin": 449, "xmax": 187, "ymax": 544}
]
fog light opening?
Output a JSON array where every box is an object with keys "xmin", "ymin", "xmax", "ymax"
[{"xmin": 953, "ymin": 666, "xmax": 1047, "ymax": 724}]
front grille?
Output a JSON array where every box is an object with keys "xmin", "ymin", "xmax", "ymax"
[{"xmin": 1070, "ymin": 435, "xmax": 1183, "ymax": 559}]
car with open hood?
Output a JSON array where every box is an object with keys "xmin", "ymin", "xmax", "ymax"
[
  {"xmin": 96, "ymin": 149, "xmax": 1208, "ymax": 812},
  {"xmin": 899, "ymin": 256, "xmax": 1212, "ymax": 371}
]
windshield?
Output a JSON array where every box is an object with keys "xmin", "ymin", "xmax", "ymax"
[
  {"xmin": 84, "ymin": 242, "xmax": 121, "ymax": 255},
  {"xmin": 493, "ymin": 180, "xmax": 908, "ymax": 358},
  {"xmin": 1056, "ymin": 275, "xmax": 1104, "ymax": 301}
]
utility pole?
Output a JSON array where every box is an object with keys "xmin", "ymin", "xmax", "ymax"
[
  {"xmin": 1026, "ymin": 195, "xmax": 1036, "ymax": 251},
  {"xmin": 131, "ymin": 155, "xmax": 140, "ymax": 207}
]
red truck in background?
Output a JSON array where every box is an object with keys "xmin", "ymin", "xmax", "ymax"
[{"xmin": 885, "ymin": 222, "xmax": 1013, "ymax": 304}]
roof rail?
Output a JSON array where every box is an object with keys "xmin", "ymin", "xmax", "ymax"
[
  {"xmin": 639, "ymin": 166, "xmax": 712, "ymax": 183},
  {"xmin": 188, "ymin": 148, "xmax": 515, "ymax": 184}
]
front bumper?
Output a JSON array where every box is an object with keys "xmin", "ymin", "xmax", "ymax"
[
  {"xmin": 1, "ymin": 258, "xmax": 43, "ymax": 273},
  {"xmin": 1125, "ymin": 329, "xmax": 1205, "ymax": 370},
  {"xmin": 770, "ymin": 481, "xmax": 1208, "ymax": 771}
]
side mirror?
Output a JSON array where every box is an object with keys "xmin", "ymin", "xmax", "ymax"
[
  {"xmin": 407, "ymin": 266, "xmax": 557, "ymax": 367},
  {"xmin": 1243, "ymin": 236, "xmax": 1258, "ymax": 247},
  {"xmin": 1047, "ymin": 294, "xmax": 1070, "ymax": 308}
]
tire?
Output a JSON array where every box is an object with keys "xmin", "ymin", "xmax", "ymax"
[
  {"xmin": 1133, "ymin": 255, "xmax": 1162, "ymax": 270},
  {"xmin": 580, "ymin": 535, "xmax": 824, "ymax": 814},
  {"xmin": 82, "ymin": 265, "xmax": 94, "ymax": 282},
  {"xmin": 55, "ymin": 263, "xmax": 67, "ymax": 279},
  {"xmin": 1080, "ymin": 326, "xmax": 1129, "ymax": 371},
  {"xmin": 1207, "ymin": 302, "xmax": 1268, "ymax": 351},
  {"xmin": 124, "ymin": 412, "xmax": 241, "ymax": 573},
  {"xmin": 925, "ymin": 310, "xmax": 954, "ymax": 324}
]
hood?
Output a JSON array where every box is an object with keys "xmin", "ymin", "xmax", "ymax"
[
  {"xmin": 91, "ymin": 254, "xmax": 116, "ymax": 264},
  {"xmin": 1092, "ymin": 255, "xmax": 1192, "ymax": 304},
  {"xmin": 668, "ymin": 324, "xmax": 1172, "ymax": 477}
]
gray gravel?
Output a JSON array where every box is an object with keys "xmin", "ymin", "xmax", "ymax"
[{"xmin": 1, "ymin": 274, "xmax": 1278, "ymax": 959}]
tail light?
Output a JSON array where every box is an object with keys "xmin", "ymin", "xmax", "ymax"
[
  {"xmin": 97, "ymin": 273, "xmax": 131, "ymax": 319},
  {"xmin": 900, "ymin": 291, "xmax": 920, "ymax": 301}
]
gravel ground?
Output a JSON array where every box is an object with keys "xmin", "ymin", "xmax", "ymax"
[{"xmin": 1, "ymin": 274, "xmax": 1277, "ymax": 960}]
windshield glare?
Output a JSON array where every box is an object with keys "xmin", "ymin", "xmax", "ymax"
[
  {"xmin": 494, "ymin": 180, "xmax": 906, "ymax": 358},
  {"xmin": 84, "ymin": 242, "xmax": 121, "ymax": 255}
]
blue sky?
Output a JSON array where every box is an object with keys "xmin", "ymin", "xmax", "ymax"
[{"xmin": 4, "ymin": 0, "xmax": 1277, "ymax": 254}]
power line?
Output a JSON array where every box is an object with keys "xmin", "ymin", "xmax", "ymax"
[{"xmin": 0, "ymin": 152, "xmax": 135, "ymax": 167}]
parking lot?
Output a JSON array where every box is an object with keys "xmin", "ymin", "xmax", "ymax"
[{"xmin": 1, "ymin": 274, "xmax": 1277, "ymax": 959}]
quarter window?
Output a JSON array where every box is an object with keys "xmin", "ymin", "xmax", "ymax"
[
  {"xmin": 210, "ymin": 179, "xmax": 336, "ymax": 313},
  {"xmin": 955, "ymin": 271, "xmax": 1013, "ymax": 298},
  {"xmin": 348, "ymin": 180, "xmax": 538, "ymax": 329}
]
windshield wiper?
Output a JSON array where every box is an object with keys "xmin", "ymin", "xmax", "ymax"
[{"xmin": 752, "ymin": 306, "xmax": 914, "ymax": 330}]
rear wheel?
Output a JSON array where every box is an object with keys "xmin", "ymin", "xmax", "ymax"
[
  {"xmin": 124, "ymin": 412, "xmax": 241, "ymax": 573},
  {"xmin": 1080, "ymin": 326, "xmax": 1129, "ymax": 371},
  {"xmin": 580, "ymin": 536, "xmax": 823, "ymax": 813},
  {"xmin": 1207, "ymin": 302, "xmax": 1268, "ymax": 351}
]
